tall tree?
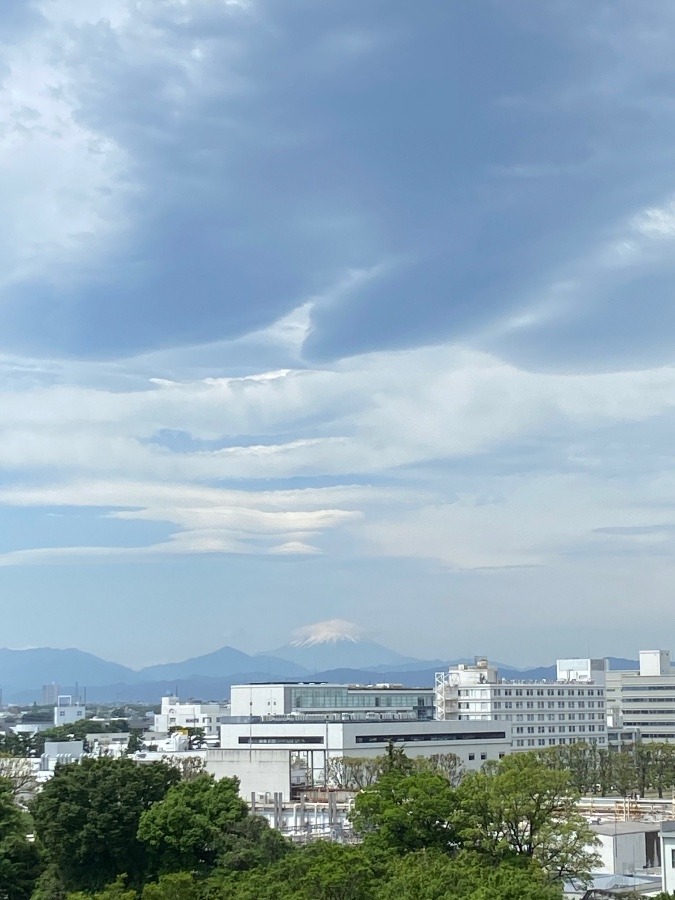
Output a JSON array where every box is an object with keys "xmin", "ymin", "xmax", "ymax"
[
  {"xmin": 32, "ymin": 757, "xmax": 179, "ymax": 892},
  {"xmin": 412, "ymin": 753, "xmax": 464, "ymax": 787},
  {"xmin": 0, "ymin": 777, "xmax": 41, "ymax": 900},
  {"xmin": 350, "ymin": 770, "xmax": 458, "ymax": 854},
  {"xmin": 138, "ymin": 774, "xmax": 288, "ymax": 876},
  {"xmin": 453, "ymin": 753, "xmax": 599, "ymax": 885}
]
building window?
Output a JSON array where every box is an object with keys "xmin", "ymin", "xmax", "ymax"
[
  {"xmin": 468, "ymin": 753, "xmax": 475, "ymax": 761},
  {"xmin": 671, "ymin": 849, "xmax": 675, "ymax": 868},
  {"xmin": 480, "ymin": 753, "xmax": 487, "ymax": 760}
]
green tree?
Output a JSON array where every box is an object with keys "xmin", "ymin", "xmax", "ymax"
[
  {"xmin": 596, "ymin": 748, "xmax": 613, "ymax": 796},
  {"xmin": 647, "ymin": 743, "xmax": 675, "ymax": 798},
  {"xmin": 138, "ymin": 774, "xmax": 251, "ymax": 875},
  {"xmin": 453, "ymin": 753, "xmax": 599, "ymax": 885},
  {"xmin": 375, "ymin": 849, "xmax": 562, "ymax": 900},
  {"xmin": 67, "ymin": 875, "xmax": 136, "ymax": 900},
  {"xmin": 127, "ymin": 730, "xmax": 144, "ymax": 754},
  {"xmin": 379, "ymin": 742, "xmax": 414, "ymax": 777},
  {"xmin": 0, "ymin": 777, "xmax": 41, "ymax": 900},
  {"xmin": 32, "ymin": 757, "xmax": 180, "ymax": 892},
  {"xmin": 0, "ymin": 733, "xmax": 36, "ymax": 759},
  {"xmin": 611, "ymin": 750, "xmax": 637, "ymax": 798},
  {"xmin": 217, "ymin": 842, "xmax": 379, "ymax": 900},
  {"xmin": 350, "ymin": 770, "xmax": 458, "ymax": 854},
  {"xmin": 143, "ymin": 872, "xmax": 201, "ymax": 900},
  {"xmin": 537, "ymin": 743, "xmax": 598, "ymax": 795}
]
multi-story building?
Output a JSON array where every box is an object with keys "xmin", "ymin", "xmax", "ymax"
[
  {"xmin": 435, "ymin": 657, "xmax": 607, "ymax": 750},
  {"xmin": 153, "ymin": 695, "xmax": 229, "ymax": 738},
  {"xmin": 42, "ymin": 683, "xmax": 60, "ymax": 706},
  {"xmin": 606, "ymin": 650, "xmax": 675, "ymax": 743},
  {"xmin": 230, "ymin": 682, "xmax": 435, "ymax": 721}
]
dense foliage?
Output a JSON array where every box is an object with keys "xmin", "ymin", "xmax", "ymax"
[
  {"xmin": 32, "ymin": 758, "xmax": 180, "ymax": 892},
  {"xmin": 0, "ymin": 749, "xmax": 618, "ymax": 899}
]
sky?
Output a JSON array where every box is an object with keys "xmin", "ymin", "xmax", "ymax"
[{"xmin": 2, "ymin": 0, "xmax": 675, "ymax": 667}]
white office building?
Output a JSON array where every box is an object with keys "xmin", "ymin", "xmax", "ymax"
[
  {"xmin": 153, "ymin": 695, "xmax": 229, "ymax": 738},
  {"xmin": 606, "ymin": 650, "xmax": 675, "ymax": 743},
  {"xmin": 230, "ymin": 682, "xmax": 435, "ymax": 721},
  {"xmin": 210, "ymin": 717, "xmax": 512, "ymax": 801},
  {"xmin": 435, "ymin": 657, "xmax": 607, "ymax": 750}
]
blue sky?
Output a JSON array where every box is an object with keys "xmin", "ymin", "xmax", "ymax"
[{"xmin": 2, "ymin": 0, "xmax": 675, "ymax": 667}]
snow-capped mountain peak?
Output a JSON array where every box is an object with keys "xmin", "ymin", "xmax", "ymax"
[{"xmin": 290, "ymin": 619, "xmax": 365, "ymax": 647}]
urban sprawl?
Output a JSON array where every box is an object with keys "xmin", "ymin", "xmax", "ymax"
[{"xmin": 4, "ymin": 651, "xmax": 675, "ymax": 898}]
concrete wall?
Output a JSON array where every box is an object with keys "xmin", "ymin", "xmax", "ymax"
[
  {"xmin": 662, "ymin": 832, "xmax": 675, "ymax": 894},
  {"xmin": 596, "ymin": 830, "xmax": 656, "ymax": 875},
  {"xmin": 205, "ymin": 749, "xmax": 292, "ymax": 801}
]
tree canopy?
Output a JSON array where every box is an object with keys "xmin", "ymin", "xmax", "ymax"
[
  {"xmin": 32, "ymin": 758, "xmax": 180, "ymax": 892},
  {"xmin": 138, "ymin": 774, "xmax": 288, "ymax": 877}
]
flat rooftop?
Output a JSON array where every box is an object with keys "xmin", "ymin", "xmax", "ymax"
[{"xmin": 591, "ymin": 821, "xmax": 661, "ymax": 835}]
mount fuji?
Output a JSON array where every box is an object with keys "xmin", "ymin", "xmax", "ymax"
[{"xmin": 262, "ymin": 619, "xmax": 436, "ymax": 672}]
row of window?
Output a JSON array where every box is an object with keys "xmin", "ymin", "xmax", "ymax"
[
  {"xmin": 514, "ymin": 724, "xmax": 599, "ymax": 734},
  {"xmin": 491, "ymin": 700, "xmax": 598, "ymax": 710},
  {"xmin": 491, "ymin": 687, "xmax": 602, "ymax": 697},
  {"xmin": 355, "ymin": 731, "xmax": 507, "ymax": 744},
  {"xmin": 514, "ymin": 736, "xmax": 606, "ymax": 747},
  {"xmin": 493, "ymin": 712, "xmax": 598, "ymax": 721}
]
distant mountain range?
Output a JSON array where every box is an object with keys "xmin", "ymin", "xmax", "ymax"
[{"xmin": 0, "ymin": 620, "xmax": 642, "ymax": 703}]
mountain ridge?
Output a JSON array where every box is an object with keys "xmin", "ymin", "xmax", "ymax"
[{"xmin": 0, "ymin": 647, "xmax": 641, "ymax": 703}]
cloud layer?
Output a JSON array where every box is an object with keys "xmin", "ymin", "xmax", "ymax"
[{"xmin": 2, "ymin": 0, "xmax": 675, "ymax": 662}]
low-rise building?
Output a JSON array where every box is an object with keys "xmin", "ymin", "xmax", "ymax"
[
  {"xmin": 209, "ymin": 717, "xmax": 512, "ymax": 801},
  {"xmin": 153, "ymin": 695, "xmax": 229, "ymax": 738}
]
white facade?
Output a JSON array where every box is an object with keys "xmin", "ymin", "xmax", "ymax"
[
  {"xmin": 230, "ymin": 682, "xmax": 434, "ymax": 721},
  {"xmin": 606, "ymin": 650, "xmax": 675, "ymax": 742},
  {"xmin": 54, "ymin": 695, "xmax": 86, "ymax": 726},
  {"xmin": 153, "ymin": 695, "xmax": 229, "ymax": 737},
  {"xmin": 215, "ymin": 718, "xmax": 512, "ymax": 801},
  {"xmin": 591, "ymin": 822, "xmax": 661, "ymax": 876},
  {"xmin": 435, "ymin": 657, "xmax": 607, "ymax": 750},
  {"xmin": 661, "ymin": 823, "xmax": 675, "ymax": 895}
]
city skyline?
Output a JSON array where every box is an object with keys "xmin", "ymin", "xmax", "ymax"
[{"xmin": 2, "ymin": 2, "xmax": 675, "ymax": 665}]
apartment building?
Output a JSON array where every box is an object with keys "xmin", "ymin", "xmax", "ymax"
[{"xmin": 435, "ymin": 656, "xmax": 607, "ymax": 750}]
